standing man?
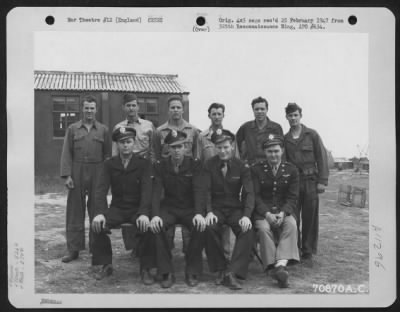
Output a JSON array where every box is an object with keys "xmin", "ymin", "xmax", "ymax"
[
  {"xmin": 204, "ymin": 129, "xmax": 254, "ymax": 290},
  {"xmin": 112, "ymin": 93, "xmax": 156, "ymax": 252},
  {"xmin": 197, "ymin": 102, "xmax": 238, "ymax": 259},
  {"xmin": 60, "ymin": 95, "xmax": 111, "ymax": 263},
  {"xmin": 154, "ymin": 95, "xmax": 200, "ymax": 252},
  {"xmin": 154, "ymin": 95, "xmax": 200, "ymax": 159},
  {"xmin": 112, "ymin": 93, "xmax": 156, "ymax": 162},
  {"xmin": 236, "ymin": 96, "xmax": 283, "ymax": 165},
  {"xmin": 91, "ymin": 126, "xmax": 155, "ymax": 281},
  {"xmin": 150, "ymin": 130, "xmax": 206, "ymax": 288},
  {"xmin": 251, "ymin": 134, "xmax": 300, "ymax": 288},
  {"xmin": 284, "ymin": 103, "xmax": 329, "ymax": 263}
]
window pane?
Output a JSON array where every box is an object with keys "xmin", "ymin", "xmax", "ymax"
[
  {"xmin": 66, "ymin": 103, "xmax": 79, "ymax": 111},
  {"xmin": 146, "ymin": 101, "xmax": 158, "ymax": 113},
  {"xmin": 53, "ymin": 97, "xmax": 66, "ymax": 111}
]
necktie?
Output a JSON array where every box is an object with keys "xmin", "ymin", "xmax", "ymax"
[
  {"xmin": 221, "ymin": 161, "xmax": 228, "ymax": 177},
  {"xmin": 122, "ymin": 158, "xmax": 129, "ymax": 169},
  {"xmin": 174, "ymin": 164, "xmax": 179, "ymax": 173},
  {"xmin": 272, "ymin": 165, "xmax": 278, "ymax": 176}
]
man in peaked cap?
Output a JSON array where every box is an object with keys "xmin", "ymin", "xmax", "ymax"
[
  {"xmin": 283, "ymin": 103, "xmax": 329, "ymax": 264},
  {"xmin": 60, "ymin": 95, "xmax": 111, "ymax": 263},
  {"xmin": 149, "ymin": 129, "xmax": 206, "ymax": 288},
  {"xmin": 91, "ymin": 126, "xmax": 155, "ymax": 282},
  {"xmin": 112, "ymin": 93, "xmax": 157, "ymax": 256},
  {"xmin": 203, "ymin": 129, "xmax": 255, "ymax": 290},
  {"xmin": 251, "ymin": 134, "xmax": 300, "ymax": 288}
]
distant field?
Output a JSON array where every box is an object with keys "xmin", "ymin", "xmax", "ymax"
[{"xmin": 35, "ymin": 169, "xmax": 369, "ymax": 294}]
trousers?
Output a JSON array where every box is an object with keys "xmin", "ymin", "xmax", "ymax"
[
  {"xmin": 205, "ymin": 209, "xmax": 254, "ymax": 279},
  {"xmin": 91, "ymin": 207, "xmax": 155, "ymax": 270},
  {"xmin": 255, "ymin": 216, "xmax": 299, "ymax": 270},
  {"xmin": 66, "ymin": 162, "xmax": 103, "ymax": 252},
  {"xmin": 296, "ymin": 177, "xmax": 319, "ymax": 255}
]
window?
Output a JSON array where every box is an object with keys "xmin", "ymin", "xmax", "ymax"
[
  {"xmin": 138, "ymin": 98, "xmax": 158, "ymax": 115},
  {"xmin": 52, "ymin": 96, "xmax": 80, "ymax": 138}
]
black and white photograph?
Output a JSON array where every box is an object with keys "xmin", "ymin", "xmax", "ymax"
[{"xmin": 7, "ymin": 7, "xmax": 396, "ymax": 308}]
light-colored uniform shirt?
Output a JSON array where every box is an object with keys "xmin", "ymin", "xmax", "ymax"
[
  {"xmin": 197, "ymin": 127, "xmax": 240, "ymax": 162},
  {"xmin": 154, "ymin": 119, "xmax": 200, "ymax": 159},
  {"xmin": 112, "ymin": 118, "xmax": 156, "ymax": 162}
]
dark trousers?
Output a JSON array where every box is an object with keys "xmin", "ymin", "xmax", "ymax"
[
  {"xmin": 154, "ymin": 209, "xmax": 205, "ymax": 275},
  {"xmin": 66, "ymin": 162, "xmax": 102, "ymax": 252},
  {"xmin": 296, "ymin": 177, "xmax": 319, "ymax": 255},
  {"xmin": 91, "ymin": 207, "xmax": 155, "ymax": 270},
  {"xmin": 205, "ymin": 209, "xmax": 254, "ymax": 279}
]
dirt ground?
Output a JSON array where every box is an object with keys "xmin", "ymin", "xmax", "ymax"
[{"xmin": 35, "ymin": 170, "xmax": 369, "ymax": 294}]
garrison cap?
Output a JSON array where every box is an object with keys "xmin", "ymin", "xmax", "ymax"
[
  {"xmin": 164, "ymin": 129, "xmax": 187, "ymax": 146},
  {"xmin": 262, "ymin": 134, "xmax": 284, "ymax": 149},
  {"xmin": 112, "ymin": 126, "xmax": 136, "ymax": 142},
  {"xmin": 211, "ymin": 128, "xmax": 235, "ymax": 145},
  {"xmin": 123, "ymin": 93, "xmax": 138, "ymax": 103}
]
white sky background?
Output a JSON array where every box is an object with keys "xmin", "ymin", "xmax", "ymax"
[{"xmin": 35, "ymin": 31, "xmax": 368, "ymax": 158}]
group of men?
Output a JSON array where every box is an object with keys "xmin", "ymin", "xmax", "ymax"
[{"xmin": 60, "ymin": 94, "xmax": 329, "ymax": 290}]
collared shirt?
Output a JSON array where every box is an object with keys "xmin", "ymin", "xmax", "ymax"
[
  {"xmin": 154, "ymin": 119, "xmax": 200, "ymax": 160},
  {"xmin": 284, "ymin": 124, "xmax": 329, "ymax": 185},
  {"xmin": 120, "ymin": 153, "xmax": 133, "ymax": 169},
  {"xmin": 60, "ymin": 120, "xmax": 111, "ymax": 177},
  {"xmin": 197, "ymin": 127, "xmax": 240, "ymax": 162},
  {"xmin": 112, "ymin": 118, "xmax": 156, "ymax": 162},
  {"xmin": 236, "ymin": 118, "xmax": 283, "ymax": 164}
]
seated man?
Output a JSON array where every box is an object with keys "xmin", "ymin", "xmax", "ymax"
[
  {"xmin": 203, "ymin": 129, "xmax": 255, "ymax": 290},
  {"xmin": 251, "ymin": 134, "xmax": 300, "ymax": 288},
  {"xmin": 91, "ymin": 126, "xmax": 155, "ymax": 282},
  {"xmin": 150, "ymin": 130, "xmax": 206, "ymax": 288}
]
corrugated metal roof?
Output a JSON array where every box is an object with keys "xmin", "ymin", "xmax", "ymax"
[{"xmin": 34, "ymin": 70, "xmax": 188, "ymax": 94}]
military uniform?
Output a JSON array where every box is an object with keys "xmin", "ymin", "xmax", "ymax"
[
  {"xmin": 204, "ymin": 155, "xmax": 255, "ymax": 279},
  {"xmin": 284, "ymin": 124, "xmax": 329, "ymax": 256},
  {"xmin": 236, "ymin": 118, "xmax": 283, "ymax": 165},
  {"xmin": 151, "ymin": 156, "xmax": 205, "ymax": 276},
  {"xmin": 60, "ymin": 120, "xmax": 111, "ymax": 252},
  {"xmin": 154, "ymin": 119, "xmax": 200, "ymax": 252},
  {"xmin": 91, "ymin": 153, "xmax": 155, "ymax": 269},
  {"xmin": 251, "ymin": 160, "xmax": 300, "ymax": 270}
]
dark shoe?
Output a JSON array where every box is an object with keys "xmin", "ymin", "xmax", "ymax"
[
  {"xmin": 185, "ymin": 273, "xmax": 199, "ymax": 287},
  {"xmin": 61, "ymin": 251, "xmax": 79, "ymax": 263},
  {"xmin": 161, "ymin": 274, "xmax": 175, "ymax": 288},
  {"xmin": 215, "ymin": 271, "xmax": 225, "ymax": 285},
  {"xmin": 222, "ymin": 272, "xmax": 242, "ymax": 290},
  {"xmin": 272, "ymin": 266, "xmax": 289, "ymax": 288},
  {"xmin": 141, "ymin": 269, "xmax": 154, "ymax": 285},
  {"xmin": 94, "ymin": 264, "xmax": 113, "ymax": 280}
]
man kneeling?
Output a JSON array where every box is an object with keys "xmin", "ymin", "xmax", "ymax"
[
  {"xmin": 150, "ymin": 130, "xmax": 206, "ymax": 288},
  {"xmin": 251, "ymin": 134, "xmax": 300, "ymax": 288},
  {"xmin": 91, "ymin": 126, "xmax": 155, "ymax": 282}
]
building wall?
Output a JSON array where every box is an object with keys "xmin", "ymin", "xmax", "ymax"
[{"xmin": 35, "ymin": 90, "xmax": 189, "ymax": 176}]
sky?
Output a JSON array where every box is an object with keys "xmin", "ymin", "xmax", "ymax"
[{"xmin": 35, "ymin": 31, "xmax": 368, "ymax": 158}]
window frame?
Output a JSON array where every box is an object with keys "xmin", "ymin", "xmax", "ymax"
[{"xmin": 52, "ymin": 95, "xmax": 81, "ymax": 139}]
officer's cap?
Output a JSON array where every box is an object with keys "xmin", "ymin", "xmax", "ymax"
[
  {"xmin": 211, "ymin": 129, "xmax": 235, "ymax": 145},
  {"xmin": 164, "ymin": 129, "xmax": 187, "ymax": 146},
  {"xmin": 262, "ymin": 134, "xmax": 284, "ymax": 149},
  {"xmin": 112, "ymin": 126, "xmax": 136, "ymax": 142}
]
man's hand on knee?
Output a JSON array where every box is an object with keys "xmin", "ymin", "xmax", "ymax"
[
  {"xmin": 205, "ymin": 212, "xmax": 218, "ymax": 226},
  {"xmin": 136, "ymin": 215, "xmax": 150, "ymax": 232},
  {"xmin": 239, "ymin": 216, "xmax": 252, "ymax": 232},
  {"xmin": 150, "ymin": 216, "xmax": 163, "ymax": 233},
  {"xmin": 92, "ymin": 214, "xmax": 106, "ymax": 233},
  {"xmin": 192, "ymin": 214, "xmax": 206, "ymax": 232}
]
